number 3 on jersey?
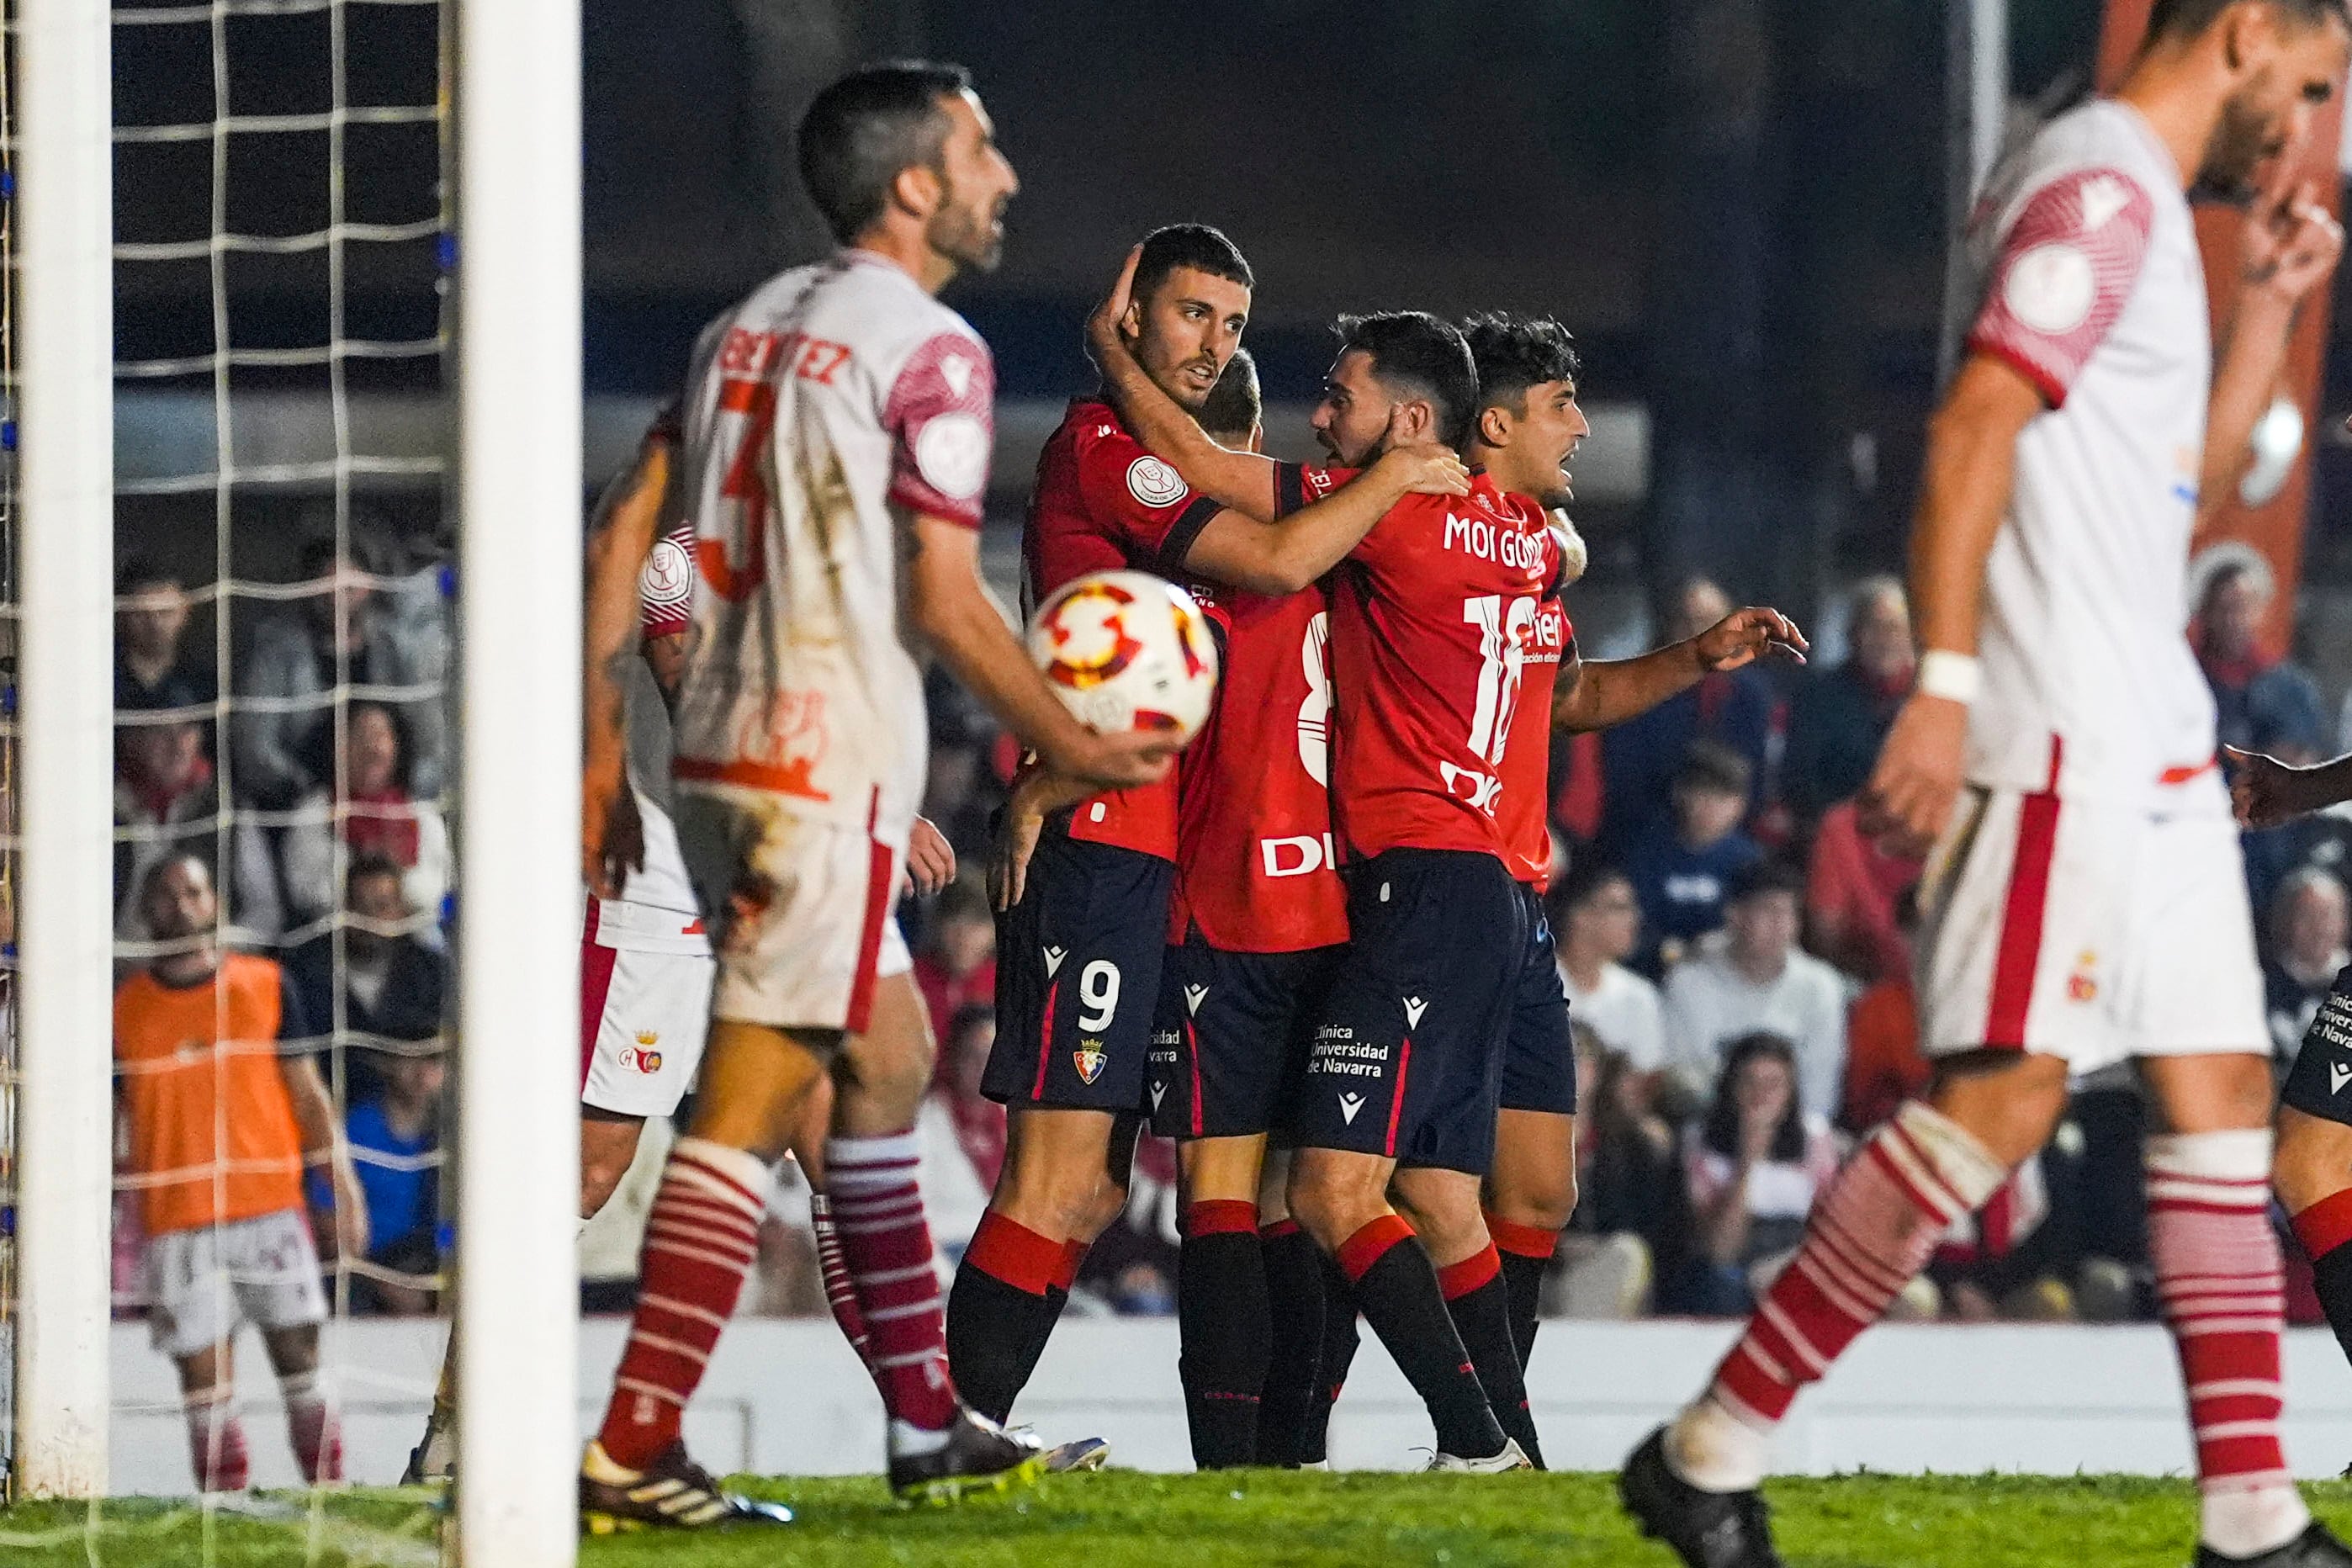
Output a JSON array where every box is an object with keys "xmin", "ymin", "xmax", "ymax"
[
  {"xmin": 1449, "ymin": 593, "xmax": 1533, "ymax": 813},
  {"xmin": 698, "ymin": 376, "xmax": 777, "ymax": 601}
]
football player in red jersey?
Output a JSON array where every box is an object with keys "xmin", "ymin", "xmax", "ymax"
[
  {"xmin": 1460, "ymin": 313, "xmax": 1803, "ymax": 1447},
  {"xmin": 945, "ymin": 225, "xmax": 1470, "ymax": 1434}
]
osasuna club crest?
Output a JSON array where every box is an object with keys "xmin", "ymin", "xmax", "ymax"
[{"xmin": 1073, "ymin": 1040, "xmax": 1109, "ymax": 1085}]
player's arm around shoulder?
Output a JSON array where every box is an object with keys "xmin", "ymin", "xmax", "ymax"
[{"xmin": 1182, "ymin": 425, "xmax": 1467, "ymax": 596}]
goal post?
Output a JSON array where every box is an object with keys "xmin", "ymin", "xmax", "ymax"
[
  {"xmin": 12, "ymin": 0, "xmax": 118, "ymax": 1504},
  {"xmin": 451, "ymin": 0, "xmax": 583, "ymax": 1555}
]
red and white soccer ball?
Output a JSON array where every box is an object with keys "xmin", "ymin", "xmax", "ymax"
[{"xmin": 1027, "ymin": 569, "xmax": 1220, "ymax": 743}]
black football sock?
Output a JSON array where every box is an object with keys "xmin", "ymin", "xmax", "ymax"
[
  {"xmin": 1256, "ymin": 1220, "xmax": 1326, "ymax": 1467},
  {"xmin": 946, "ymin": 1211, "xmax": 1064, "ymax": 1425},
  {"xmin": 1302, "ymin": 1251, "xmax": 1360, "ymax": 1465},
  {"xmin": 1177, "ymin": 1201, "xmax": 1269, "ymax": 1469},
  {"xmin": 1337, "ymin": 1216, "xmax": 1506, "ymax": 1460},
  {"xmin": 2294, "ymin": 1192, "xmax": 2352, "ymax": 1370},
  {"xmin": 1486, "ymin": 1213, "xmax": 1557, "ymax": 1369},
  {"xmin": 1441, "ymin": 1248, "xmax": 1542, "ymax": 1467}
]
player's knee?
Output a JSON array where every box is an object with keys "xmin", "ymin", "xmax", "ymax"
[
  {"xmin": 835, "ymin": 1029, "xmax": 933, "ymax": 1115},
  {"xmin": 1496, "ymin": 1168, "xmax": 1577, "ymax": 1234},
  {"xmin": 2274, "ymin": 1107, "xmax": 2352, "ymax": 1212},
  {"xmin": 1285, "ymin": 1163, "xmax": 1386, "ymax": 1253}
]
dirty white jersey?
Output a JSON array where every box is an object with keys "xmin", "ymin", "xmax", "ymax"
[
  {"xmin": 1954, "ymin": 98, "xmax": 2216, "ymax": 806},
  {"xmin": 592, "ymin": 527, "xmax": 708, "ymax": 954},
  {"xmin": 670, "ymin": 249, "xmax": 993, "ymax": 849}
]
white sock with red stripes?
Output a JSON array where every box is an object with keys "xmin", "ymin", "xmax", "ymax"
[
  {"xmin": 1668, "ymin": 1100, "xmax": 2006, "ymax": 1491},
  {"xmin": 594, "ymin": 1136, "xmax": 773, "ymax": 1471},
  {"xmin": 826, "ymin": 1130, "xmax": 961, "ymax": 1449},
  {"xmin": 2147, "ymin": 1130, "xmax": 2307, "ymax": 1559}
]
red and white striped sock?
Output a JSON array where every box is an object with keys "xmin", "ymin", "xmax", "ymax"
[
  {"xmin": 1672, "ymin": 1101, "xmax": 2004, "ymax": 1491},
  {"xmin": 811, "ymin": 1191, "xmax": 873, "ymax": 1369},
  {"xmin": 280, "ymin": 1369, "xmax": 342, "ymax": 1484},
  {"xmin": 2148, "ymin": 1130, "xmax": 2308, "ymax": 1559},
  {"xmin": 827, "ymin": 1131, "xmax": 960, "ymax": 1443},
  {"xmin": 184, "ymin": 1383, "xmax": 250, "ymax": 1493},
  {"xmin": 595, "ymin": 1136, "xmax": 771, "ymax": 1470}
]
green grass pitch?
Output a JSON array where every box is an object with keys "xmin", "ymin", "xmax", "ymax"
[{"xmin": 3, "ymin": 1470, "xmax": 2348, "ymax": 1566}]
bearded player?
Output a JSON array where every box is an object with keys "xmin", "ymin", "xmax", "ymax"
[
  {"xmin": 946, "ymin": 226, "xmax": 1467, "ymax": 1438},
  {"xmin": 1621, "ymin": 4, "xmax": 2351, "ymax": 1564},
  {"xmin": 575, "ymin": 62, "xmax": 1174, "ymax": 1528}
]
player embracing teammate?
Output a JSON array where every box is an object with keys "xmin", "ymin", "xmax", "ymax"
[{"xmin": 1621, "ymin": 3, "xmax": 2352, "ymax": 1565}]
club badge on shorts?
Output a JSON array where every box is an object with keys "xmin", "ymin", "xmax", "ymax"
[{"xmin": 1073, "ymin": 1041, "xmax": 1108, "ymax": 1085}]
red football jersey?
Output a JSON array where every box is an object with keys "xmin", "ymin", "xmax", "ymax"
[
  {"xmin": 1168, "ymin": 572, "xmax": 1349, "ymax": 953},
  {"xmin": 1324, "ymin": 469, "xmax": 1560, "ymax": 861},
  {"xmin": 1024, "ymin": 398, "xmax": 1224, "ymax": 859},
  {"xmin": 1499, "ymin": 590, "xmax": 1574, "ymax": 889}
]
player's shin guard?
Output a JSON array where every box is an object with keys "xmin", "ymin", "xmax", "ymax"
[
  {"xmin": 2149, "ymin": 1130, "xmax": 2308, "ymax": 1560},
  {"xmin": 280, "ymin": 1369, "xmax": 343, "ymax": 1484},
  {"xmin": 811, "ymin": 1191, "xmax": 872, "ymax": 1369},
  {"xmin": 1177, "ymin": 1200, "xmax": 1269, "ymax": 1469},
  {"xmin": 596, "ymin": 1136, "xmax": 771, "ymax": 1470},
  {"xmin": 946, "ymin": 1210, "xmax": 1066, "ymax": 1425},
  {"xmin": 826, "ymin": 1131, "xmax": 959, "ymax": 1439},
  {"xmin": 1440, "ymin": 1244, "xmax": 1542, "ymax": 1468},
  {"xmin": 1486, "ymin": 1213, "xmax": 1558, "ymax": 1368},
  {"xmin": 2291, "ymin": 1186, "xmax": 2352, "ymax": 1368},
  {"xmin": 1672, "ymin": 1101, "xmax": 2004, "ymax": 1491},
  {"xmin": 1338, "ymin": 1215, "xmax": 1507, "ymax": 1460},
  {"xmin": 1257, "ymin": 1218, "xmax": 1327, "ymax": 1467},
  {"xmin": 184, "ymin": 1383, "xmax": 250, "ymax": 1493}
]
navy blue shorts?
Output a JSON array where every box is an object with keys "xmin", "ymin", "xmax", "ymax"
[
  {"xmin": 1499, "ymin": 884, "xmax": 1576, "ymax": 1117},
  {"xmin": 983, "ymin": 829, "xmax": 1171, "ymax": 1114},
  {"xmin": 1149, "ymin": 935, "xmax": 1342, "ymax": 1142},
  {"xmin": 2282, "ymin": 966, "xmax": 2352, "ymax": 1127},
  {"xmin": 1285, "ymin": 848, "xmax": 1528, "ymax": 1175}
]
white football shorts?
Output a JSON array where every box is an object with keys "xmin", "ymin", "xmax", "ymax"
[
  {"xmin": 580, "ymin": 903, "xmax": 715, "ymax": 1119},
  {"xmin": 1915, "ymin": 768, "xmax": 2264, "ymax": 1075},
  {"xmin": 673, "ymin": 787, "xmax": 912, "ymax": 1036},
  {"xmin": 143, "ymin": 1208, "xmax": 327, "ymax": 1359}
]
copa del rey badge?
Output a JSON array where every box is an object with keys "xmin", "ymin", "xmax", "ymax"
[{"xmin": 1073, "ymin": 1041, "xmax": 1109, "ymax": 1085}]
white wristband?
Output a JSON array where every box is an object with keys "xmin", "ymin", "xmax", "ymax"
[{"xmin": 1916, "ymin": 649, "xmax": 1981, "ymax": 705}]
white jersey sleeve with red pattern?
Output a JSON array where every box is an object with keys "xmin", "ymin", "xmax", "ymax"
[
  {"xmin": 884, "ymin": 332, "xmax": 995, "ymax": 528},
  {"xmin": 638, "ymin": 525, "xmax": 697, "ymax": 640},
  {"xmin": 1965, "ymin": 165, "xmax": 2156, "ymax": 407}
]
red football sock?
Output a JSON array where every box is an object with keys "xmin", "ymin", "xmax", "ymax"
[
  {"xmin": 828, "ymin": 1131, "xmax": 959, "ymax": 1434},
  {"xmin": 596, "ymin": 1136, "xmax": 770, "ymax": 1470},
  {"xmin": 281, "ymin": 1370, "xmax": 342, "ymax": 1484},
  {"xmin": 184, "ymin": 1385, "xmax": 250, "ymax": 1492},
  {"xmin": 811, "ymin": 1191, "xmax": 872, "ymax": 1369}
]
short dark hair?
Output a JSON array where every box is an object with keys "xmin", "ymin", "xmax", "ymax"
[
  {"xmin": 2148, "ymin": 0, "xmax": 2349, "ymax": 37},
  {"xmin": 1701, "ymin": 1033, "xmax": 1809, "ymax": 1165},
  {"xmin": 797, "ymin": 61, "xmax": 973, "ymax": 246},
  {"xmin": 345, "ymin": 850, "xmax": 406, "ymax": 901},
  {"xmin": 116, "ymin": 554, "xmax": 181, "ymax": 597},
  {"xmin": 1672, "ymin": 739, "xmax": 1753, "ymax": 800},
  {"xmin": 1333, "ymin": 311, "xmax": 1479, "ymax": 451},
  {"xmin": 1727, "ymin": 857, "xmax": 1806, "ymax": 908},
  {"xmin": 1197, "ymin": 348, "xmax": 1262, "ymax": 443},
  {"xmin": 1132, "ymin": 223, "xmax": 1254, "ymax": 310},
  {"xmin": 1461, "ymin": 311, "xmax": 1582, "ymax": 416}
]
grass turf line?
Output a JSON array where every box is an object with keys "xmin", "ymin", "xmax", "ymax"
[{"xmin": 4, "ymin": 1472, "xmax": 2350, "ymax": 1566}]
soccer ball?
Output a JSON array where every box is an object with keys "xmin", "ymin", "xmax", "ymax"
[{"xmin": 1027, "ymin": 569, "xmax": 1220, "ymax": 742}]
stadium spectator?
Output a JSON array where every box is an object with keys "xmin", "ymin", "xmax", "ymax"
[
  {"xmin": 1618, "ymin": 740, "xmax": 1764, "ymax": 975},
  {"xmin": 1672, "ymin": 1033, "xmax": 1839, "ymax": 1316},
  {"xmin": 2241, "ymin": 794, "xmax": 2352, "ymax": 936},
  {"xmin": 918, "ymin": 1003, "xmax": 1002, "ymax": 1255},
  {"xmin": 914, "ymin": 878, "xmax": 997, "ymax": 1044},
  {"xmin": 1782, "ymin": 576, "xmax": 1912, "ymax": 818},
  {"xmin": 1841, "ymin": 960, "xmax": 1927, "ymax": 1136},
  {"xmin": 2265, "ymin": 866, "xmax": 2349, "ymax": 1074},
  {"xmin": 115, "ymin": 853, "xmax": 365, "ymax": 1491},
  {"xmin": 1597, "ymin": 576, "xmax": 1781, "ymax": 853},
  {"xmin": 233, "ymin": 540, "xmax": 447, "ymax": 813},
  {"xmin": 1558, "ymin": 1031, "xmax": 1687, "ymax": 1317},
  {"xmin": 114, "ymin": 559, "xmax": 217, "ymax": 730},
  {"xmin": 278, "ymin": 700, "xmax": 451, "ymax": 935},
  {"xmin": 1661, "ymin": 860, "xmax": 1847, "ymax": 1120},
  {"xmin": 1552, "ymin": 864, "xmax": 1666, "ymax": 1071},
  {"xmin": 114, "ymin": 713, "xmax": 281, "ymax": 951},
  {"xmin": 2196, "ymin": 551, "xmax": 2326, "ymax": 763},
  {"xmin": 338, "ymin": 1046, "xmax": 444, "ymax": 1316},
  {"xmin": 283, "ymin": 852, "xmax": 448, "ymax": 1057},
  {"xmin": 1804, "ymin": 799, "xmax": 1920, "ymax": 984}
]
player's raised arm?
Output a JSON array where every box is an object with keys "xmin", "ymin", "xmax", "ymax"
[
  {"xmin": 1554, "ymin": 607, "xmax": 1807, "ymax": 734},
  {"xmin": 1086, "ymin": 246, "xmax": 1285, "ymax": 521},
  {"xmin": 1859, "ymin": 352, "xmax": 2044, "ymax": 849},
  {"xmin": 906, "ymin": 513, "xmax": 1175, "ymax": 792},
  {"xmin": 580, "ymin": 424, "xmax": 674, "ymax": 894}
]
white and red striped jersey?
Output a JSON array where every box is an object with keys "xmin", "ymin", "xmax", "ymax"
[
  {"xmin": 1954, "ymin": 98, "xmax": 2214, "ymax": 803},
  {"xmin": 670, "ymin": 249, "xmax": 994, "ymax": 849}
]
